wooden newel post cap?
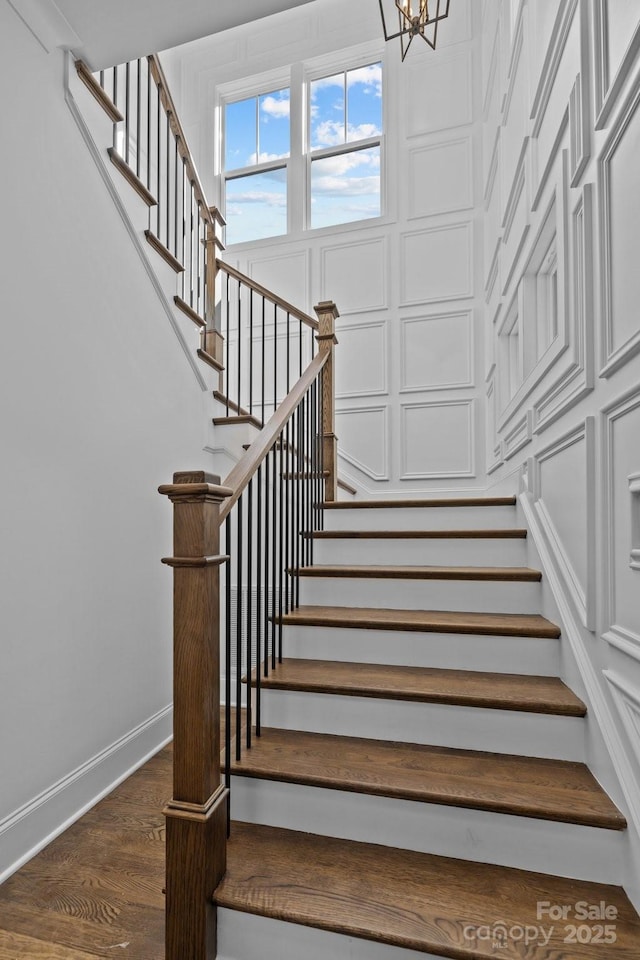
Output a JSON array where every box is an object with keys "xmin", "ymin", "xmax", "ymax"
[
  {"xmin": 313, "ymin": 301, "xmax": 340, "ymax": 321},
  {"xmin": 158, "ymin": 470, "xmax": 233, "ymax": 503}
]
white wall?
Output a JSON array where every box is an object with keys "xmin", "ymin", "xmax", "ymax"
[
  {"xmin": 481, "ymin": 0, "xmax": 640, "ymax": 901},
  {"xmin": 162, "ymin": 0, "xmax": 487, "ymax": 496},
  {"xmin": 0, "ymin": 0, "xmax": 213, "ymax": 878}
]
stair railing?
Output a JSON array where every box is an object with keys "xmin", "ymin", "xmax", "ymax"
[
  {"xmin": 76, "ymin": 55, "xmax": 225, "ymax": 365},
  {"xmin": 159, "ymin": 301, "xmax": 339, "ymax": 960}
]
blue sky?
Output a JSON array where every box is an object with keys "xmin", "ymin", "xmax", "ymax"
[{"xmin": 225, "ymin": 63, "xmax": 382, "ymax": 244}]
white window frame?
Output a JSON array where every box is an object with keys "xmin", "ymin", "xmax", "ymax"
[{"xmin": 216, "ymin": 41, "xmax": 385, "ymax": 247}]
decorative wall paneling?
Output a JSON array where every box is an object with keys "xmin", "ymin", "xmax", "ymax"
[
  {"xmin": 335, "ymin": 319, "xmax": 388, "ymax": 399},
  {"xmin": 532, "ymin": 417, "xmax": 595, "ymax": 629},
  {"xmin": 593, "ymin": 0, "xmax": 640, "ymax": 129},
  {"xmin": 399, "ymin": 399, "xmax": 475, "ymax": 480},
  {"xmin": 533, "ymin": 183, "xmax": 594, "ymax": 434},
  {"xmin": 485, "ymin": 371, "xmax": 502, "ymax": 475},
  {"xmin": 598, "ymin": 80, "xmax": 640, "ymax": 377},
  {"xmin": 502, "ymin": 409, "xmax": 532, "ymax": 461},
  {"xmin": 399, "ymin": 222, "xmax": 474, "ymax": 306},
  {"xmin": 407, "ymin": 137, "xmax": 473, "ymax": 221},
  {"xmin": 603, "ymin": 670, "xmax": 640, "ymax": 782},
  {"xmin": 601, "ymin": 387, "xmax": 640, "ymax": 663},
  {"xmin": 247, "ymin": 250, "xmax": 311, "ymax": 314},
  {"xmin": 405, "ymin": 49, "xmax": 473, "ymax": 138},
  {"xmin": 320, "ymin": 237, "xmax": 387, "ymax": 316},
  {"xmin": 399, "ymin": 311, "xmax": 474, "ymax": 394},
  {"xmin": 334, "ymin": 405, "xmax": 389, "ymax": 482}
]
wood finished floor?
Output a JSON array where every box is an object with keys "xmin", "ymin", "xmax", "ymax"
[{"xmin": 0, "ymin": 744, "xmax": 171, "ymax": 959}]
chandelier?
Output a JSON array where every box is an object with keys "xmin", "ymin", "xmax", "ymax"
[{"xmin": 378, "ymin": 0, "xmax": 451, "ymax": 61}]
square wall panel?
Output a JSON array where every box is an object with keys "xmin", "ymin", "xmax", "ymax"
[
  {"xmin": 408, "ymin": 138, "xmax": 473, "ymax": 220},
  {"xmin": 335, "ymin": 406, "xmax": 388, "ymax": 481},
  {"xmin": 400, "ymin": 223, "xmax": 473, "ymax": 305},
  {"xmin": 406, "ymin": 50, "xmax": 473, "ymax": 138},
  {"xmin": 321, "ymin": 238, "xmax": 386, "ymax": 315},
  {"xmin": 335, "ymin": 321, "xmax": 387, "ymax": 399},
  {"xmin": 400, "ymin": 400, "xmax": 475, "ymax": 479},
  {"xmin": 400, "ymin": 311, "xmax": 473, "ymax": 392},
  {"xmin": 248, "ymin": 251, "xmax": 309, "ymax": 313}
]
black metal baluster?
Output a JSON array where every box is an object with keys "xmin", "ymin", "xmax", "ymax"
[
  {"xmin": 125, "ymin": 61, "xmax": 130, "ymax": 165},
  {"xmin": 224, "ymin": 515, "xmax": 232, "ymax": 833},
  {"xmin": 270, "ymin": 444, "xmax": 278, "ymax": 671},
  {"xmin": 283, "ymin": 419, "xmax": 290, "ymax": 615},
  {"xmin": 196, "ymin": 203, "xmax": 202, "ymax": 317},
  {"xmin": 261, "ymin": 298, "xmax": 266, "ymax": 427},
  {"xmin": 245, "ymin": 479, "xmax": 253, "ymax": 750},
  {"xmin": 235, "ymin": 496, "xmax": 243, "ymax": 762},
  {"xmin": 286, "ymin": 311, "xmax": 291, "ymax": 394},
  {"xmin": 263, "ymin": 451, "xmax": 271, "ymax": 680},
  {"xmin": 136, "ymin": 59, "xmax": 141, "ymax": 179},
  {"xmin": 146, "ymin": 59, "xmax": 151, "ymax": 192},
  {"xmin": 273, "ymin": 303, "xmax": 278, "ymax": 418},
  {"xmin": 255, "ymin": 463, "xmax": 263, "ymax": 733},
  {"xmin": 278, "ymin": 431, "xmax": 285, "ymax": 664},
  {"xmin": 174, "ymin": 138, "xmax": 179, "ymax": 258},
  {"xmin": 156, "ymin": 80, "xmax": 161, "ymax": 237},
  {"xmin": 299, "ymin": 318, "xmax": 303, "ymax": 381},
  {"xmin": 99, "ymin": 69, "xmax": 105, "ymax": 89},
  {"xmin": 225, "ymin": 271, "xmax": 230, "ymax": 413},
  {"xmin": 189, "ymin": 185, "xmax": 194, "ymax": 307},
  {"xmin": 237, "ymin": 278, "xmax": 242, "ymax": 416},
  {"xmin": 249, "ymin": 292, "xmax": 254, "ymax": 418},
  {"xmin": 295, "ymin": 403, "xmax": 302, "ymax": 607},
  {"xmin": 165, "ymin": 112, "xmax": 170, "ymax": 250},
  {"xmin": 181, "ymin": 161, "xmax": 187, "ymax": 300}
]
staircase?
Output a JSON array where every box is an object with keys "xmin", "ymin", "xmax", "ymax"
[{"xmin": 213, "ymin": 495, "xmax": 640, "ymax": 959}]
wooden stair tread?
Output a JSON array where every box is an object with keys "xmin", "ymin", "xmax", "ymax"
[
  {"xmin": 226, "ymin": 727, "xmax": 625, "ymax": 829},
  {"xmin": 215, "ymin": 822, "xmax": 640, "ymax": 958},
  {"xmin": 320, "ymin": 496, "xmax": 517, "ymax": 509},
  {"xmin": 309, "ymin": 528, "xmax": 527, "ymax": 539},
  {"xmin": 280, "ymin": 605, "xmax": 561, "ymax": 638},
  {"xmin": 254, "ymin": 658, "xmax": 587, "ymax": 716},
  {"xmin": 295, "ymin": 564, "xmax": 542, "ymax": 581}
]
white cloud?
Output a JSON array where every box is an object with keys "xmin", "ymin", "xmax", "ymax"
[
  {"xmin": 246, "ymin": 152, "xmax": 289, "ymax": 164},
  {"xmin": 347, "ymin": 63, "xmax": 382, "ymax": 97},
  {"xmin": 311, "ymin": 174, "xmax": 380, "ymax": 197},
  {"xmin": 311, "ymin": 120, "xmax": 345, "ymax": 147},
  {"xmin": 260, "ymin": 95, "xmax": 290, "ymax": 119},
  {"xmin": 312, "ymin": 150, "xmax": 380, "ymax": 177},
  {"xmin": 227, "ymin": 191, "xmax": 287, "ymax": 208}
]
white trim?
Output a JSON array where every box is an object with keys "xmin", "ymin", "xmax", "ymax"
[
  {"xmin": 399, "ymin": 399, "xmax": 475, "ymax": 480},
  {"xmin": 334, "ymin": 404, "xmax": 389, "ymax": 481},
  {"xmin": 520, "ymin": 491, "xmax": 640, "ymax": 835},
  {"xmin": 594, "ymin": 0, "xmax": 640, "ymax": 129},
  {"xmin": 0, "ymin": 705, "xmax": 172, "ymax": 882}
]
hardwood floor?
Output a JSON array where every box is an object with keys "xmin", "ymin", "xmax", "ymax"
[{"xmin": 0, "ymin": 748, "xmax": 172, "ymax": 959}]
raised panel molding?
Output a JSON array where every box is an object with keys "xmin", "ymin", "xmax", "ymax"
[
  {"xmin": 320, "ymin": 238, "xmax": 387, "ymax": 315},
  {"xmin": 533, "ymin": 418, "xmax": 595, "ymax": 629},
  {"xmin": 335, "ymin": 320, "xmax": 388, "ymax": 399},
  {"xmin": 406, "ymin": 49, "xmax": 472, "ymax": 137},
  {"xmin": 533, "ymin": 184, "xmax": 595, "ymax": 434},
  {"xmin": 486, "ymin": 373, "xmax": 503, "ymax": 475},
  {"xmin": 502, "ymin": 409, "xmax": 532, "ymax": 460},
  {"xmin": 408, "ymin": 138, "xmax": 473, "ymax": 220},
  {"xmin": 400, "ymin": 400, "xmax": 475, "ymax": 480},
  {"xmin": 594, "ymin": 0, "xmax": 640, "ymax": 129},
  {"xmin": 569, "ymin": 72, "xmax": 590, "ymax": 186},
  {"xmin": 530, "ymin": 0, "xmax": 580, "ymax": 135},
  {"xmin": 399, "ymin": 311, "xmax": 474, "ymax": 393},
  {"xmin": 603, "ymin": 671, "xmax": 640, "ymax": 773},
  {"xmin": 400, "ymin": 222, "xmax": 473, "ymax": 306},
  {"xmin": 248, "ymin": 250, "xmax": 310, "ymax": 312},
  {"xmin": 598, "ymin": 80, "xmax": 640, "ymax": 377},
  {"xmin": 602, "ymin": 387, "xmax": 640, "ymax": 657},
  {"xmin": 501, "ymin": 141, "xmax": 530, "ymax": 295},
  {"xmin": 335, "ymin": 405, "xmax": 389, "ymax": 481}
]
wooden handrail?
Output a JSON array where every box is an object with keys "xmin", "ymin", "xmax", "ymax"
[
  {"xmin": 148, "ymin": 55, "xmax": 215, "ymax": 232},
  {"xmin": 220, "ymin": 351, "xmax": 329, "ymax": 522},
  {"xmin": 217, "ymin": 260, "xmax": 319, "ymax": 331}
]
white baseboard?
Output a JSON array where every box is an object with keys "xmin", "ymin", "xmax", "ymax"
[{"xmin": 0, "ymin": 704, "xmax": 172, "ymax": 883}]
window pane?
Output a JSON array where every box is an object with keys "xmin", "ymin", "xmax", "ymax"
[
  {"xmin": 310, "ymin": 145, "xmax": 380, "ymax": 229},
  {"xmin": 310, "ymin": 73, "xmax": 345, "ymax": 149},
  {"xmin": 225, "ymin": 168, "xmax": 287, "ymax": 245},
  {"xmin": 258, "ymin": 89, "xmax": 290, "ymax": 161},
  {"xmin": 347, "ymin": 62, "xmax": 382, "ymax": 142},
  {"xmin": 225, "ymin": 97, "xmax": 256, "ymax": 170}
]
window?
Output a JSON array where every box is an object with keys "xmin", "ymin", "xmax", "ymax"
[
  {"xmin": 224, "ymin": 88, "xmax": 291, "ymax": 246},
  {"xmin": 308, "ymin": 63, "xmax": 382, "ymax": 230},
  {"xmin": 221, "ymin": 54, "xmax": 383, "ymax": 245}
]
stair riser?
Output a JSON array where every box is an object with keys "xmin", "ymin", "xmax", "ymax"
[
  {"xmin": 282, "ymin": 625, "xmax": 561, "ymax": 675},
  {"xmin": 229, "ymin": 776, "xmax": 624, "ymax": 884},
  {"xmin": 298, "ymin": 578, "xmax": 541, "ymax": 614},
  {"xmin": 322, "ymin": 505, "xmax": 518, "ymax": 532},
  {"xmin": 312, "ymin": 538, "xmax": 528, "ymax": 567},
  {"xmin": 218, "ymin": 910, "xmax": 432, "ymax": 960},
  {"xmin": 258, "ymin": 689, "xmax": 586, "ymax": 761}
]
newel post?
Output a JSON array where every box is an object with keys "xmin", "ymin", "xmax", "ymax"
[
  {"xmin": 314, "ymin": 300, "xmax": 339, "ymax": 502},
  {"xmin": 158, "ymin": 470, "xmax": 232, "ymax": 960}
]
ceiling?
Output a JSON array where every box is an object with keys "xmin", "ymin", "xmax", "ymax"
[{"xmin": 51, "ymin": 0, "xmax": 318, "ymax": 70}]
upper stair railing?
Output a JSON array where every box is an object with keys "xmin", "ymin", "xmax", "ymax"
[{"xmin": 75, "ymin": 48, "xmax": 342, "ymax": 960}]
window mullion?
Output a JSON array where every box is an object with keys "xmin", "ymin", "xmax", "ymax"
[{"xmin": 289, "ymin": 61, "xmax": 304, "ymax": 235}]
